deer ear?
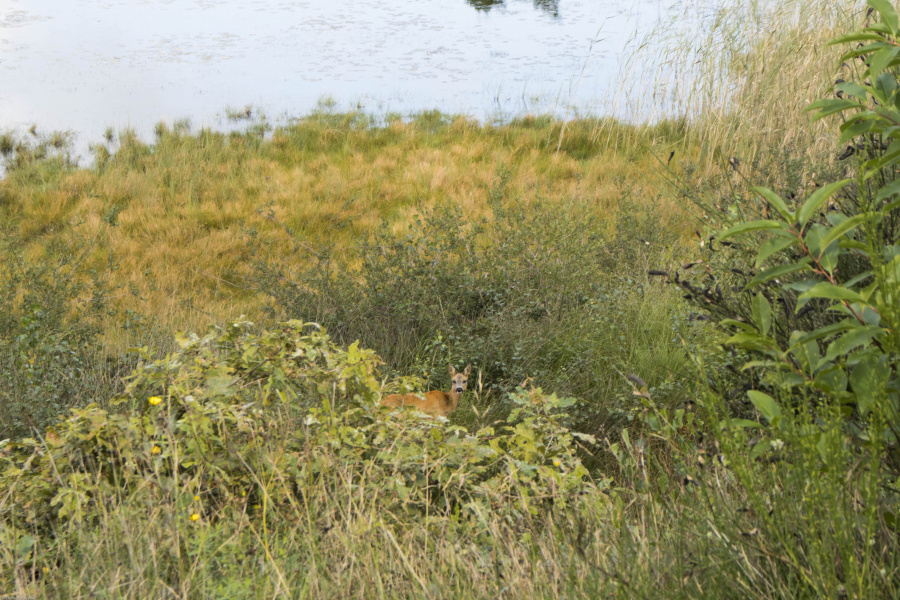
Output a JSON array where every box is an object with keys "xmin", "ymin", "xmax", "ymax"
[
  {"xmin": 448, "ymin": 364, "xmax": 456, "ymax": 376},
  {"xmin": 463, "ymin": 364, "xmax": 471, "ymax": 376}
]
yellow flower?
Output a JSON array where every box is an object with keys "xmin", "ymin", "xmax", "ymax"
[
  {"xmin": 552, "ymin": 459, "xmax": 561, "ymax": 467},
  {"xmin": 190, "ymin": 513, "xmax": 200, "ymax": 522},
  {"xmin": 151, "ymin": 445, "xmax": 161, "ymax": 455},
  {"xmin": 194, "ymin": 495, "xmax": 200, "ymax": 501},
  {"xmin": 148, "ymin": 396, "xmax": 162, "ymax": 406}
]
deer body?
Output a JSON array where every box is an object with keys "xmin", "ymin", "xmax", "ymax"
[{"xmin": 382, "ymin": 364, "xmax": 471, "ymax": 418}]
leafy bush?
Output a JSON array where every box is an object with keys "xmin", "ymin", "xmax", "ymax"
[
  {"xmin": 623, "ymin": 4, "xmax": 900, "ymax": 596},
  {"xmin": 1, "ymin": 320, "xmax": 606, "ymax": 592},
  {"xmin": 0, "ymin": 227, "xmax": 135, "ymax": 439}
]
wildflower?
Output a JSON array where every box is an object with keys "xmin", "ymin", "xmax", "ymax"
[
  {"xmin": 148, "ymin": 396, "xmax": 162, "ymax": 406},
  {"xmin": 552, "ymin": 459, "xmax": 561, "ymax": 468},
  {"xmin": 190, "ymin": 513, "xmax": 200, "ymax": 522},
  {"xmin": 151, "ymin": 445, "xmax": 161, "ymax": 455},
  {"xmin": 194, "ymin": 495, "xmax": 200, "ymax": 501}
]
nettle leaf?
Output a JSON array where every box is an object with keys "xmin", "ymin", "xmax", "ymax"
[
  {"xmin": 747, "ymin": 391, "xmax": 781, "ymax": 423},
  {"xmin": 752, "ymin": 293, "xmax": 772, "ymax": 335},
  {"xmin": 797, "ymin": 180, "xmax": 851, "ymax": 228},
  {"xmin": 850, "ymin": 353, "xmax": 890, "ymax": 415}
]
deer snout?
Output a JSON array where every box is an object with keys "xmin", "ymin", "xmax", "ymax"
[{"xmin": 455, "ymin": 385, "xmax": 464, "ymax": 393}]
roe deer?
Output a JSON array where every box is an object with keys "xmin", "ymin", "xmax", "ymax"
[{"xmin": 381, "ymin": 364, "xmax": 471, "ymax": 417}]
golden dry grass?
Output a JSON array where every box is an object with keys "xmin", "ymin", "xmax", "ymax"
[{"xmin": 0, "ymin": 115, "xmax": 697, "ymax": 343}]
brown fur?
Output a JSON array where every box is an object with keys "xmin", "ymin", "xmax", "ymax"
[{"xmin": 381, "ymin": 364, "xmax": 471, "ymax": 417}]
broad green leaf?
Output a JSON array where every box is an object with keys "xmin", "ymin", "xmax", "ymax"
[
  {"xmin": 829, "ymin": 31, "xmax": 890, "ymax": 45},
  {"xmin": 835, "ymin": 81, "xmax": 869, "ymax": 100},
  {"xmin": 726, "ymin": 332, "xmax": 779, "ymax": 354},
  {"xmin": 756, "ymin": 235, "xmax": 799, "ymax": 267},
  {"xmin": 746, "ymin": 259, "xmax": 812, "ymax": 290},
  {"xmin": 850, "ymin": 353, "xmax": 889, "ymax": 415},
  {"xmin": 805, "ymin": 224, "xmax": 839, "ymax": 274},
  {"xmin": 839, "ymin": 41, "xmax": 895, "ymax": 62},
  {"xmin": 720, "ymin": 319, "xmax": 757, "ymax": 333},
  {"xmin": 719, "ymin": 219, "xmax": 786, "ymax": 241},
  {"xmin": 821, "ymin": 214, "xmax": 868, "ymax": 248},
  {"xmin": 797, "ymin": 179, "xmax": 851, "ymax": 228},
  {"xmin": 868, "ymin": 46, "xmax": 900, "ymax": 80},
  {"xmin": 796, "ymin": 319, "xmax": 856, "ymax": 343},
  {"xmin": 795, "ymin": 339, "xmax": 822, "ymax": 373},
  {"xmin": 806, "ymin": 99, "xmax": 864, "ymax": 119},
  {"xmin": 839, "ymin": 114, "xmax": 880, "ymax": 144},
  {"xmin": 798, "ymin": 282, "xmax": 866, "ymax": 305},
  {"xmin": 752, "ymin": 293, "xmax": 772, "ymax": 335},
  {"xmin": 753, "ymin": 187, "xmax": 794, "ymax": 221},
  {"xmin": 813, "ymin": 364, "xmax": 848, "ymax": 393},
  {"xmin": 824, "ymin": 326, "xmax": 883, "ymax": 362},
  {"xmin": 869, "ymin": 0, "xmax": 899, "ymax": 35},
  {"xmin": 876, "ymin": 178, "xmax": 900, "ymax": 200},
  {"xmin": 747, "ymin": 390, "xmax": 781, "ymax": 423}
]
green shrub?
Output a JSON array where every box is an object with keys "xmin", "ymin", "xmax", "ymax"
[
  {"xmin": 0, "ymin": 320, "xmax": 606, "ymax": 594},
  {"xmin": 621, "ymin": 4, "xmax": 900, "ymax": 596},
  {"xmin": 0, "ymin": 228, "xmax": 137, "ymax": 439}
]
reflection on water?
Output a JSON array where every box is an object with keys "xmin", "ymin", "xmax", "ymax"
[
  {"xmin": 467, "ymin": 0, "xmax": 559, "ymax": 18},
  {"xmin": 0, "ymin": 0, "xmax": 676, "ymax": 158}
]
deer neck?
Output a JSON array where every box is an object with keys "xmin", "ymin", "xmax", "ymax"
[{"xmin": 446, "ymin": 389, "xmax": 462, "ymax": 411}]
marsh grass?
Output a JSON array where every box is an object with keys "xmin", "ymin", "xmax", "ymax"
[
  {"xmin": 0, "ymin": 113, "xmax": 695, "ymax": 343},
  {"xmin": 614, "ymin": 0, "xmax": 862, "ymax": 170}
]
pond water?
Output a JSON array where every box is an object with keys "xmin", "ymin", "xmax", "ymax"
[{"xmin": 1, "ymin": 0, "xmax": 681, "ymax": 154}]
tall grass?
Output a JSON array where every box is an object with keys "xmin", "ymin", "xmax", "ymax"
[
  {"xmin": 614, "ymin": 0, "xmax": 863, "ymax": 166},
  {"xmin": 0, "ymin": 114, "xmax": 694, "ymax": 341}
]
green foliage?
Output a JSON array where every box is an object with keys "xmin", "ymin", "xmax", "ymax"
[
  {"xmin": 0, "ymin": 321, "xmax": 605, "ymax": 594},
  {"xmin": 620, "ymin": 5, "xmax": 900, "ymax": 596},
  {"xmin": 0, "ymin": 227, "xmax": 137, "ymax": 439},
  {"xmin": 250, "ymin": 174, "xmax": 693, "ymax": 430}
]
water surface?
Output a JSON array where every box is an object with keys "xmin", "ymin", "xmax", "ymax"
[{"xmin": 1, "ymin": 0, "xmax": 678, "ymax": 153}]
